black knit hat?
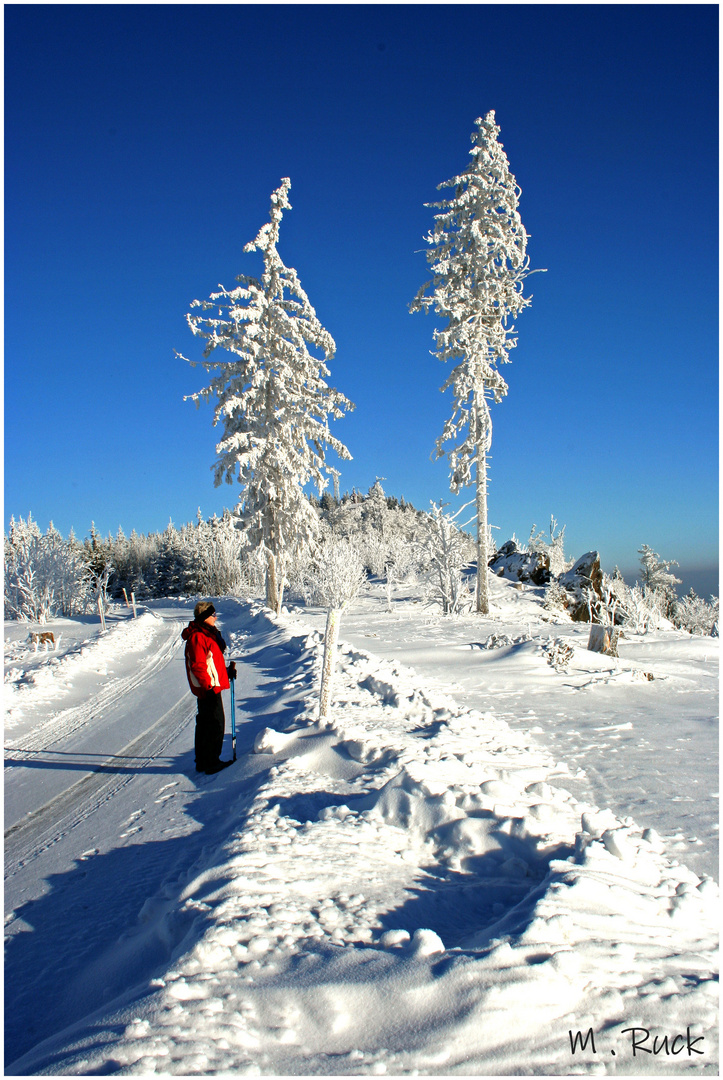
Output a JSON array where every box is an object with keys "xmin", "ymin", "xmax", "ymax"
[{"xmin": 194, "ymin": 601, "xmax": 216, "ymax": 623}]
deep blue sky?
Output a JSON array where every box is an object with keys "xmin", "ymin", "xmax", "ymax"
[{"xmin": 5, "ymin": 4, "xmax": 719, "ymax": 593}]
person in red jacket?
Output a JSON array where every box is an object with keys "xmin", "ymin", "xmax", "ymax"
[{"xmin": 182, "ymin": 601, "xmax": 236, "ymax": 774}]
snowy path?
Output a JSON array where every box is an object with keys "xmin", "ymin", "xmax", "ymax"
[
  {"xmin": 4, "ymin": 602, "xmax": 275, "ymax": 1065},
  {"xmin": 5, "ymin": 609, "xmax": 189, "ymax": 844}
]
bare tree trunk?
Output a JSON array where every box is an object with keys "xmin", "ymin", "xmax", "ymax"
[
  {"xmin": 476, "ymin": 436, "xmax": 490, "ymax": 615},
  {"xmin": 319, "ymin": 607, "xmax": 341, "ymax": 720},
  {"xmin": 266, "ymin": 549, "xmax": 280, "ymax": 614},
  {"xmin": 265, "ymin": 496, "xmax": 284, "ymax": 614}
]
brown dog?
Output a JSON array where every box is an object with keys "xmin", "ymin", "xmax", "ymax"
[{"xmin": 28, "ymin": 631, "xmax": 56, "ymax": 651}]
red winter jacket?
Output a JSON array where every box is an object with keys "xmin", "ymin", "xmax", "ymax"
[{"xmin": 182, "ymin": 620, "xmax": 230, "ymax": 697}]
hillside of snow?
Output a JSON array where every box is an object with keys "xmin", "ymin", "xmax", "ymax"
[{"xmin": 4, "ymin": 578, "xmax": 718, "ymax": 1075}]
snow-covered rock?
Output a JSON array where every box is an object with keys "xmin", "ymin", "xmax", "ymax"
[{"xmin": 489, "ymin": 539, "xmax": 550, "ymax": 584}]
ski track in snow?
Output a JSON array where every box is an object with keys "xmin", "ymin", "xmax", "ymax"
[
  {"xmin": 5, "ymin": 611, "xmax": 164, "ymax": 731},
  {"xmin": 4, "ymin": 693, "xmax": 195, "ymax": 877},
  {"xmin": 4, "ymin": 588, "xmax": 719, "ymax": 1075}
]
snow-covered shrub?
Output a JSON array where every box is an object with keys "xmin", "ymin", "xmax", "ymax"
[
  {"xmin": 316, "ymin": 483, "xmax": 430, "ymax": 610},
  {"xmin": 81, "ymin": 523, "xmax": 116, "ymax": 617},
  {"xmin": 528, "ymin": 517, "xmax": 573, "ymax": 577},
  {"xmin": 542, "ymin": 637, "xmax": 575, "ymax": 672},
  {"xmin": 358, "ymin": 532, "xmax": 390, "ymax": 577},
  {"xmin": 182, "ymin": 511, "xmax": 247, "ymax": 597},
  {"xmin": 283, "ymin": 543, "xmax": 314, "ymax": 603},
  {"xmin": 4, "ymin": 516, "xmax": 90, "ymax": 621},
  {"xmin": 542, "ymin": 579, "xmax": 569, "ymax": 613},
  {"xmin": 601, "ymin": 569, "xmax": 669, "ymax": 634},
  {"xmin": 674, "ymin": 590, "xmax": 719, "ymax": 636},
  {"xmin": 424, "ymin": 502, "xmax": 476, "ymax": 615},
  {"xmin": 304, "ymin": 538, "xmax": 366, "ymax": 612},
  {"xmin": 382, "ymin": 534, "xmax": 421, "ymax": 612}
]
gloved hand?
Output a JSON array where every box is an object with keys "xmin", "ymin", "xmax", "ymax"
[{"xmin": 227, "ymin": 661, "xmax": 237, "ymax": 680}]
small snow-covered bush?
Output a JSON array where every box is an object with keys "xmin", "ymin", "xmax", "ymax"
[
  {"xmin": 543, "ymin": 579, "xmax": 569, "ymax": 613},
  {"xmin": 358, "ymin": 532, "xmax": 390, "ymax": 577},
  {"xmin": 674, "ymin": 590, "xmax": 719, "ymax": 636},
  {"xmin": 382, "ymin": 534, "xmax": 421, "ymax": 612},
  {"xmin": 528, "ymin": 516, "xmax": 573, "ymax": 577},
  {"xmin": 637, "ymin": 544, "xmax": 681, "ymax": 619},
  {"xmin": 181, "ymin": 511, "xmax": 248, "ymax": 597},
  {"xmin": 424, "ymin": 502, "xmax": 476, "ymax": 615},
  {"xmin": 283, "ymin": 544, "xmax": 314, "ymax": 603},
  {"xmin": 303, "ymin": 539, "xmax": 366, "ymax": 611},
  {"xmin": 542, "ymin": 637, "xmax": 575, "ymax": 672},
  {"xmin": 601, "ymin": 570, "xmax": 669, "ymax": 634}
]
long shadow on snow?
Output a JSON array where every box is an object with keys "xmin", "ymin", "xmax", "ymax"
[
  {"xmin": 5, "ymin": 749, "xmax": 185, "ymax": 775},
  {"xmin": 375, "ymin": 842, "xmax": 574, "ymax": 953},
  {"xmin": 5, "ymin": 741, "xmax": 273, "ymax": 1068},
  {"xmin": 237, "ymin": 615, "xmax": 578, "ymax": 956},
  {"xmin": 232, "ymin": 632, "xmax": 319, "ymax": 731},
  {"xmin": 270, "ymin": 780, "xmax": 575, "ymax": 954}
]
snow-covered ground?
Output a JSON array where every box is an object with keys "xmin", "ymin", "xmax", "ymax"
[{"xmin": 4, "ymin": 579, "xmax": 719, "ymax": 1075}]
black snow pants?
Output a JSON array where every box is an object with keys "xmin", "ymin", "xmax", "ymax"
[{"xmin": 194, "ymin": 690, "xmax": 225, "ymax": 770}]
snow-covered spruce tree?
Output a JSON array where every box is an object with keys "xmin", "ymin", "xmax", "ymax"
[
  {"xmin": 180, "ymin": 179, "xmax": 354, "ymax": 614},
  {"xmin": 638, "ymin": 544, "xmax": 681, "ymax": 619},
  {"xmin": 412, "ymin": 112, "xmax": 540, "ymax": 614},
  {"xmin": 303, "ymin": 538, "xmax": 366, "ymax": 721}
]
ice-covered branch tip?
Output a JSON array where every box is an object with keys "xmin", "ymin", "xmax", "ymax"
[{"xmin": 245, "ymin": 178, "xmax": 292, "ymax": 255}]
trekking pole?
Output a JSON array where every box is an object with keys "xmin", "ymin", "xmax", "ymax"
[{"xmin": 230, "ymin": 672, "xmax": 237, "ymax": 761}]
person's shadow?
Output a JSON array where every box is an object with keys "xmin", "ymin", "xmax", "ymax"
[{"xmin": 4, "ymin": 743, "xmax": 271, "ymax": 1068}]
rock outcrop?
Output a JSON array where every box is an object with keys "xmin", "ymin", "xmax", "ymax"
[{"xmin": 488, "ymin": 540, "xmax": 551, "ymax": 586}]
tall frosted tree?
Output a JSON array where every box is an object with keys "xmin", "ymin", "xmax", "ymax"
[
  {"xmin": 180, "ymin": 179, "xmax": 354, "ymax": 613},
  {"xmin": 412, "ymin": 112, "xmax": 540, "ymax": 614}
]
